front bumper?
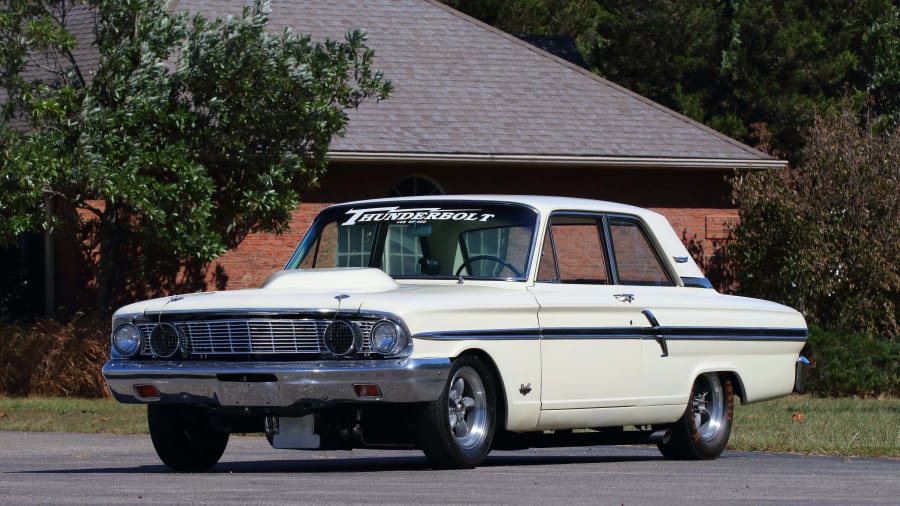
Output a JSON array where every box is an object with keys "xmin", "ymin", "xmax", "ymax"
[{"xmin": 102, "ymin": 357, "xmax": 450, "ymax": 406}]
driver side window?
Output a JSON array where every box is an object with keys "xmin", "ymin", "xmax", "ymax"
[{"xmin": 538, "ymin": 215, "xmax": 610, "ymax": 284}]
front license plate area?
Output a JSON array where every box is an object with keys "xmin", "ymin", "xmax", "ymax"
[{"xmin": 217, "ymin": 380, "xmax": 282, "ymax": 406}]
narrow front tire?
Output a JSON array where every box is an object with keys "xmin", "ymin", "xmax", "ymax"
[{"xmin": 148, "ymin": 404, "xmax": 229, "ymax": 472}]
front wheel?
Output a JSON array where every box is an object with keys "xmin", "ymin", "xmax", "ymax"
[
  {"xmin": 417, "ymin": 355, "xmax": 497, "ymax": 469},
  {"xmin": 658, "ymin": 373, "xmax": 734, "ymax": 460},
  {"xmin": 148, "ymin": 404, "xmax": 229, "ymax": 472}
]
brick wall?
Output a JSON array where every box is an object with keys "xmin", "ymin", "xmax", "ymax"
[{"xmin": 210, "ymin": 203, "xmax": 329, "ymax": 289}]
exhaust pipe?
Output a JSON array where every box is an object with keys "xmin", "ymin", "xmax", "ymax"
[{"xmin": 648, "ymin": 428, "xmax": 671, "ymax": 445}]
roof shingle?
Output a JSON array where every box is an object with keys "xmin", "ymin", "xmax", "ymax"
[
  {"xmin": 15, "ymin": 0, "xmax": 779, "ymax": 167},
  {"xmin": 181, "ymin": 0, "xmax": 773, "ymax": 165}
]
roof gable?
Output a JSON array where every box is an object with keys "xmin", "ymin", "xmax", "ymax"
[
  {"xmin": 29, "ymin": 0, "xmax": 781, "ymax": 168},
  {"xmin": 238, "ymin": 0, "xmax": 777, "ymax": 167}
]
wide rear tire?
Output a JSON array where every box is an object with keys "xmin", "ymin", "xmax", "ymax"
[
  {"xmin": 658, "ymin": 373, "xmax": 734, "ymax": 460},
  {"xmin": 417, "ymin": 355, "xmax": 497, "ymax": 469},
  {"xmin": 148, "ymin": 404, "xmax": 229, "ymax": 472}
]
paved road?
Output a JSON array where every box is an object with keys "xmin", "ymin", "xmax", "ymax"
[{"xmin": 0, "ymin": 431, "xmax": 897, "ymax": 505}]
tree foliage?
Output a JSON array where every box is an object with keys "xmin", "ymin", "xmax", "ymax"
[
  {"xmin": 729, "ymin": 104, "xmax": 899, "ymax": 339},
  {"xmin": 443, "ymin": 0, "xmax": 900, "ymax": 159},
  {"xmin": 0, "ymin": 0, "xmax": 391, "ymax": 310}
]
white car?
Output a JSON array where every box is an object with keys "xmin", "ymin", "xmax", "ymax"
[{"xmin": 102, "ymin": 195, "xmax": 808, "ymax": 471}]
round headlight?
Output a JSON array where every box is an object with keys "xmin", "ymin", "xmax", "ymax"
[
  {"xmin": 370, "ymin": 321, "xmax": 404, "ymax": 355},
  {"xmin": 112, "ymin": 324, "xmax": 141, "ymax": 357}
]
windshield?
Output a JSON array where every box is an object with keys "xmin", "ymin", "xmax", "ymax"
[{"xmin": 286, "ymin": 201, "xmax": 538, "ymax": 280}]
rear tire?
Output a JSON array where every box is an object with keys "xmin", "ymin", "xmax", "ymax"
[
  {"xmin": 148, "ymin": 404, "xmax": 229, "ymax": 472},
  {"xmin": 658, "ymin": 373, "xmax": 734, "ymax": 460},
  {"xmin": 417, "ymin": 355, "xmax": 497, "ymax": 469}
]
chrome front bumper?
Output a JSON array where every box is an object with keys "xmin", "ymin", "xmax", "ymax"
[{"xmin": 102, "ymin": 357, "xmax": 450, "ymax": 406}]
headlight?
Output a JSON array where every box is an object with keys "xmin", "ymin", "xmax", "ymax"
[
  {"xmin": 370, "ymin": 321, "xmax": 405, "ymax": 355},
  {"xmin": 112, "ymin": 324, "xmax": 141, "ymax": 357}
]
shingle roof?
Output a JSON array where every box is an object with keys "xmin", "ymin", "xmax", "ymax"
[
  {"xmin": 218, "ymin": 0, "xmax": 778, "ymax": 168},
  {"xmin": 16, "ymin": 0, "xmax": 782, "ymax": 169}
]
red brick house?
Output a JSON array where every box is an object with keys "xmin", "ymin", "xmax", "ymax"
[
  {"xmin": 4, "ymin": 0, "xmax": 785, "ymax": 315},
  {"xmin": 203, "ymin": 0, "xmax": 784, "ymax": 289}
]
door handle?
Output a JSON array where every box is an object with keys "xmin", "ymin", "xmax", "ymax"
[{"xmin": 613, "ymin": 293, "xmax": 634, "ymax": 303}]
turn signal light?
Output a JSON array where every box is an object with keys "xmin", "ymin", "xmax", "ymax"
[
  {"xmin": 353, "ymin": 384, "xmax": 382, "ymax": 398},
  {"xmin": 134, "ymin": 384, "xmax": 160, "ymax": 399}
]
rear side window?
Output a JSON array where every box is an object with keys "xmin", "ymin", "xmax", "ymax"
[{"xmin": 608, "ymin": 218, "xmax": 672, "ymax": 286}]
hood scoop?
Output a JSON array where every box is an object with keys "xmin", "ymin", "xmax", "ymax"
[{"xmin": 261, "ymin": 268, "xmax": 399, "ymax": 293}]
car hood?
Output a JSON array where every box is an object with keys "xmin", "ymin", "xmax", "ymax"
[
  {"xmin": 114, "ymin": 268, "xmax": 400, "ymax": 317},
  {"xmin": 112, "ymin": 269, "xmax": 535, "ymax": 326}
]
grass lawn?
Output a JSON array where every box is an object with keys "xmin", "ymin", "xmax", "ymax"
[
  {"xmin": 0, "ymin": 397, "xmax": 147, "ymax": 434},
  {"xmin": 731, "ymin": 395, "xmax": 899, "ymax": 458},
  {"xmin": 1, "ymin": 395, "xmax": 897, "ymax": 458}
]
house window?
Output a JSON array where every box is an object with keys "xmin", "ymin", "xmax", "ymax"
[
  {"xmin": 382, "ymin": 224, "xmax": 423, "ymax": 275},
  {"xmin": 391, "ymin": 176, "xmax": 444, "ymax": 197},
  {"xmin": 337, "ymin": 223, "xmax": 376, "ymax": 267}
]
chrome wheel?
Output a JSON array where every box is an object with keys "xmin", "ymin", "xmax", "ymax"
[
  {"xmin": 657, "ymin": 372, "xmax": 734, "ymax": 460},
  {"xmin": 692, "ymin": 373, "xmax": 726, "ymax": 441},
  {"xmin": 447, "ymin": 366, "xmax": 488, "ymax": 449},
  {"xmin": 418, "ymin": 355, "xmax": 496, "ymax": 468}
]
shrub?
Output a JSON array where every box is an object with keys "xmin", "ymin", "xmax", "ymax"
[
  {"xmin": 0, "ymin": 315, "xmax": 109, "ymax": 397},
  {"xmin": 730, "ymin": 103, "xmax": 900, "ymax": 339},
  {"xmin": 804, "ymin": 325, "xmax": 900, "ymax": 397}
]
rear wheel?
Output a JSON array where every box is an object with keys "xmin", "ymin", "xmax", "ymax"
[
  {"xmin": 658, "ymin": 373, "xmax": 734, "ymax": 460},
  {"xmin": 148, "ymin": 404, "xmax": 229, "ymax": 472},
  {"xmin": 418, "ymin": 355, "xmax": 497, "ymax": 469}
]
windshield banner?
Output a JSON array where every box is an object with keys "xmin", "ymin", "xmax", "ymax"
[{"xmin": 341, "ymin": 207, "xmax": 496, "ymax": 226}]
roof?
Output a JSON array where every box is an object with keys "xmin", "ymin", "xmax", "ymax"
[
  {"xmin": 338, "ymin": 193, "xmax": 649, "ymax": 216},
  {"xmin": 13, "ymin": 1, "xmax": 782, "ymax": 170},
  {"xmin": 185, "ymin": 0, "xmax": 777, "ymax": 169}
]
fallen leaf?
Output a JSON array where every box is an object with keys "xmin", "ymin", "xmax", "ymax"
[
  {"xmin": 0, "ymin": 412, "xmax": 7, "ymax": 419},
  {"xmin": 791, "ymin": 411, "xmax": 806, "ymax": 422}
]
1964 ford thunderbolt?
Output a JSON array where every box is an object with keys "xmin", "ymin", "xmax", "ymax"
[{"xmin": 102, "ymin": 195, "xmax": 809, "ymax": 471}]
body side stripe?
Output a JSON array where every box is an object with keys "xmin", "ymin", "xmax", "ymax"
[{"xmin": 415, "ymin": 327, "xmax": 807, "ymax": 341}]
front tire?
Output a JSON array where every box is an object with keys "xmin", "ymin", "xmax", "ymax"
[
  {"xmin": 418, "ymin": 355, "xmax": 497, "ymax": 469},
  {"xmin": 658, "ymin": 373, "xmax": 734, "ymax": 460},
  {"xmin": 148, "ymin": 404, "xmax": 229, "ymax": 472}
]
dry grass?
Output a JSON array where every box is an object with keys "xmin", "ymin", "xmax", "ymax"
[{"xmin": 0, "ymin": 315, "xmax": 110, "ymax": 397}]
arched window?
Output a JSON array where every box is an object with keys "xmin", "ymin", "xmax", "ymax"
[{"xmin": 390, "ymin": 176, "xmax": 444, "ymax": 197}]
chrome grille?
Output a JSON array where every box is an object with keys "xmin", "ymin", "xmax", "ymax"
[{"xmin": 138, "ymin": 319, "xmax": 377, "ymax": 357}]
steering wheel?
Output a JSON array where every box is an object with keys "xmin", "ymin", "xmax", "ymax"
[{"xmin": 455, "ymin": 255, "xmax": 523, "ymax": 278}]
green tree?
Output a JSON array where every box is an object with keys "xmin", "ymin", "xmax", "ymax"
[
  {"xmin": 729, "ymin": 103, "xmax": 900, "ymax": 339},
  {"xmin": 0, "ymin": 0, "xmax": 391, "ymax": 311},
  {"xmin": 442, "ymin": 0, "xmax": 608, "ymax": 63},
  {"xmin": 443, "ymin": 0, "xmax": 900, "ymax": 159}
]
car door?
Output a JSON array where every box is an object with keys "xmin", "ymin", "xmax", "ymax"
[
  {"xmin": 604, "ymin": 215, "xmax": 688, "ymax": 407},
  {"xmin": 528, "ymin": 213, "xmax": 647, "ymax": 411}
]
